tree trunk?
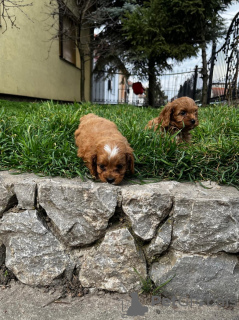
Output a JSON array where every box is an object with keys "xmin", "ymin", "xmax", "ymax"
[
  {"xmin": 148, "ymin": 58, "xmax": 156, "ymax": 107},
  {"xmin": 80, "ymin": 49, "xmax": 86, "ymax": 102},
  {"xmin": 201, "ymin": 38, "xmax": 208, "ymax": 107}
]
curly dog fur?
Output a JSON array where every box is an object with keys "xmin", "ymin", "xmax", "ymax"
[
  {"xmin": 146, "ymin": 97, "xmax": 199, "ymax": 142},
  {"xmin": 74, "ymin": 113, "xmax": 134, "ymax": 185}
]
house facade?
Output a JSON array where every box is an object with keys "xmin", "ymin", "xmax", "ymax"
[
  {"xmin": 92, "ymin": 69, "xmax": 147, "ymax": 105},
  {"xmin": 0, "ymin": 1, "xmax": 91, "ymax": 102},
  {"xmin": 92, "ymin": 71, "xmax": 119, "ymax": 104},
  {"xmin": 92, "ymin": 66, "xmax": 129, "ymax": 104},
  {"xmin": 211, "ymin": 86, "xmax": 225, "ymax": 98}
]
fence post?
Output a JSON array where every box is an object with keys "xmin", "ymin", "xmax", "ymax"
[
  {"xmin": 192, "ymin": 65, "xmax": 198, "ymax": 100},
  {"xmin": 207, "ymin": 41, "xmax": 217, "ymax": 104}
]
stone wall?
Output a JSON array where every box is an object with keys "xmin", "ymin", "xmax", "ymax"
[{"xmin": 0, "ymin": 171, "xmax": 239, "ymax": 301}]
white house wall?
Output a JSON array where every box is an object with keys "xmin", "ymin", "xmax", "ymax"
[{"xmin": 92, "ymin": 72, "xmax": 119, "ymax": 104}]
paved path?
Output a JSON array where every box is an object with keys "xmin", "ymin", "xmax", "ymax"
[{"xmin": 0, "ymin": 282, "xmax": 239, "ymax": 320}]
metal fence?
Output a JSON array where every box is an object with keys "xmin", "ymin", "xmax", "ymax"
[
  {"xmin": 158, "ymin": 66, "xmax": 202, "ymax": 103},
  {"xmin": 92, "ymin": 12, "xmax": 239, "ymax": 106},
  {"xmin": 207, "ymin": 12, "xmax": 239, "ymax": 103},
  {"xmin": 92, "ymin": 67, "xmax": 202, "ymax": 106}
]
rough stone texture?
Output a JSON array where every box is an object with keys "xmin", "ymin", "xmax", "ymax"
[
  {"xmin": 0, "ymin": 210, "xmax": 72, "ymax": 286},
  {"xmin": 38, "ymin": 180, "xmax": 118, "ymax": 246},
  {"xmin": 171, "ymin": 181, "xmax": 239, "ymax": 253},
  {"xmin": 121, "ymin": 183, "xmax": 173, "ymax": 240},
  {"xmin": 0, "ymin": 173, "xmax": 16, "ymax": 216},
  {"xmin": 14, "ymin": 180, "xmax": 37, "ymax": 210},
  {"xmin": 150, "ymin": 251, "xmax": 239, "ymax": 302},
  {"xmin": 0, "ymin": 171, "xmax": 41, "ymax": 213},
  {"xmin": 79, "ymin": 228, "xmax": 147, "ymax": 293},
  {"xmin": 1, "ymin": 171, "xmax": 239, "ymax": 298},
  {"xmin": 144, "ymin": 218, "xmax": 173, "ymax": 262}
]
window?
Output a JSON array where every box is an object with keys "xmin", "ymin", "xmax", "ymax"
[
  {"xmin": 108, "ymin": 79, "xmax": 112, "ymax": 91},
  {"xmin": 59, "ymin": 10, "xmax": 77, "ymax": 66}
]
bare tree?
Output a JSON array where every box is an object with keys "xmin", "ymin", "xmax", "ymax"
[
  {"xmin": 0, "ymin": 0, "xmax": 33, "ymax": 32},
  {"xmin": 45, "ymin": 0, "xmax": 102, "ymax": 102},
  {"xmin": 0, "ymin": 0, "xmax": 115, "ymax": 102}
]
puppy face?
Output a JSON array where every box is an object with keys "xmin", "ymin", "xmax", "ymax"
[
  {"xmin": 170, "ymin": 103, "xmax": 199, "ymax": 130},
  {"xmin": 93, "ymin": 143, "xmax": 134, "ymax": 185}
]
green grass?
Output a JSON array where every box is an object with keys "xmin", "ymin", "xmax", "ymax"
[
  {"xmin": 134, "ymin": 268, "xmax": 175, "ymax": 295},
  {"xmin": 0, "ymin": 99, "xmax": 238, "ymax": 186}
]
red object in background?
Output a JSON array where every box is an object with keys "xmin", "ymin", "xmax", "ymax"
[{"xmin": 132, "ymin": 82, "xmax": 145, "ymax": 95}]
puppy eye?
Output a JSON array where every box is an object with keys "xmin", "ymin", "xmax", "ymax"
[
  {"xmin": 116, "ymin": 164, "xmax": 123, "ymax": 170},
  {"xmin": 180, "ymin": 111, "xmax": 186, "ymax": 116},
  {"xmin": 98, "ymin": 164, "xmax": 105, "ymax": 171}
]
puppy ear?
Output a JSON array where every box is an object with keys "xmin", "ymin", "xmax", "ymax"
[
  {"xmin": 90, "ymin": 155, "xmax": 98, "ymax": 178},
  {"xmin": 158, "ymin": 102, "xmax": 174, "ymax": 128},
  {"xmin": 126, "ymin": 152, "xmax": 134, "ymax": 174}
]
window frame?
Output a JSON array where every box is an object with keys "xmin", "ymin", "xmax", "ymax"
[{"xmin": 59, "ymin": 7, "xmax": 80, "ymax": 68}]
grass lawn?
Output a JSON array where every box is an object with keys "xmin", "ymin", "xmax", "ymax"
[{"xmin": 0, "ymin": 99, "xmax": 238, "ymax": 187}]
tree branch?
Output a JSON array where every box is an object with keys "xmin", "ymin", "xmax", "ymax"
[{"xmin": 0, "ymin": 0, "xmax": 33, "ymax": 33}]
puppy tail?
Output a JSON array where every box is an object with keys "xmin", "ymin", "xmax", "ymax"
[{"xmin": 145, "ymin": 118, "xmax": 159, "ymax": 131}]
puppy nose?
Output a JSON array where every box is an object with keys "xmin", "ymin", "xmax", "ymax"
[
  {"xmin": 191, "ymin": 119, "xmax": 195, "ymax": 124},
  {"xmin": 106, "ymin": 178, "xmax": 115, "ymax": 184}
]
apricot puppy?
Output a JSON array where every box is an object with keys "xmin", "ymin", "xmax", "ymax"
[
  {"xmin": 74, "ymin": 113, "xmax": 134, "ymax": 185},
  {"xmin": 146, "ymin": 97, "xmax": 199, "ymax": 142}
]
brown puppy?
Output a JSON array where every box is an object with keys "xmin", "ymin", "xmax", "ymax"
[
  {"xmin": 146, "ymin": 97, "xmax": 199, "ymax": 142},
  {"xmin": 74, "ymin": 113, "xmax": 134, "ymax": 185}
]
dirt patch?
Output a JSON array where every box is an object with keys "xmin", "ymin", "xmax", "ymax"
[
  {"xmin": 42, "ymin": 273, "xmax": 88, "ymax": 300},
  {"xmin": 0, "ymin": 265, "xmax": 17, "ymax": 285},
  {"xmin": 61, "ymin": 274, "xmax": 87, "ymax": 298}
]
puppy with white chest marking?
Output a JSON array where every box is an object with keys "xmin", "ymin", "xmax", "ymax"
[{"xmin": 74, "ymin": 113, "xmax": 134, "ymax": 185}]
